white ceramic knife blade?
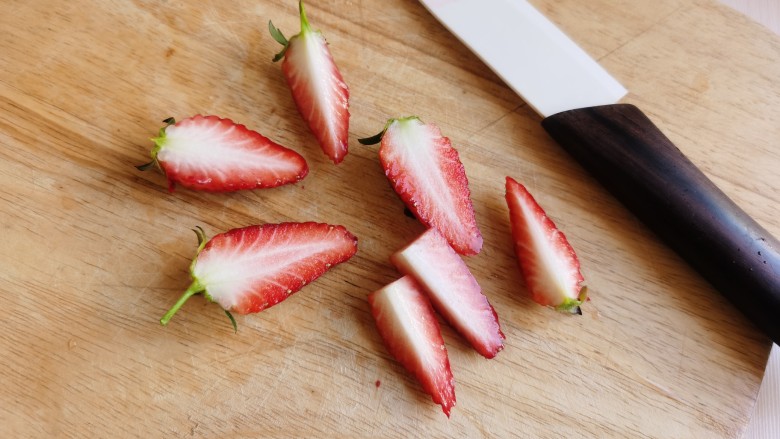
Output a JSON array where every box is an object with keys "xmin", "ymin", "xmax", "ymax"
[{"xmin": 418, "ymin": 0, "xmax": 626, "ymax": 117}]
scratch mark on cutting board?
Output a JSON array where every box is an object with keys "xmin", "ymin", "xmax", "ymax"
[
  {"xmin": 598, "ymin": 4, "xmax": 687, "ymax": 62},
  {"xmin": 469, "ymin": 104, "xmax": 523, "ymax": 139},
  {"xmin": 257, "ymin": 345, "xmax": 297, "ymax": 407},
  {"xmin": 203, "ymin": 7, "xmax": 247, "ymax": 57},
  {"xmin": 675, "ymin": 327, "xmax": 690, "ymax": 378}
]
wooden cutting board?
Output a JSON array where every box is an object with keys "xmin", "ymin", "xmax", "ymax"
[{"xmin": 2, "ymin": 0, "xmax": 778, "ymax": 437}]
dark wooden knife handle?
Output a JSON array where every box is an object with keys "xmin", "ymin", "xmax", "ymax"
[{"xmin": 542, "ymin": 103, "xmax": 780, "ymax": 343}]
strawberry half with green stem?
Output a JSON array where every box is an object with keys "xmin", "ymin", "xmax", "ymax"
[
  {"xmin": 391, "ymin": 228, "xmax": 504, "ymax": 358},
  {"xmin": 359, "ymin": 117, "xmax": 483, "ymax": 255},
  {"xmin": 505, "ymin": 176, "xmax": 587, "ymax": 313},
  {"xmin": 137, "ymin": 115, "xmax": 308, "ymax": 192},
  {"xmin": 368, "ymin": 275, "xmax": 456, "ymax": 417},
  {"xmin": 160, "ymin": 223, "xmax": 358, "ymax": 329},
  {"xmin": 269, "ymin": 1, "xmax": 350, "ymax": 164}
]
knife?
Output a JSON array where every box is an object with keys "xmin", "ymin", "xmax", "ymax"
[{"xmin": 419, "ymin": 0, "xmax": 780, "ymax": 343}]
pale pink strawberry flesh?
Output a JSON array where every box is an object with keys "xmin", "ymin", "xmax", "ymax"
[
  {"xmin": 391, "ymin": 228, "xmax": 504, "ymax": 358},
  {"xmin": 505, "ymin": 176, "xmax": 585, "ymax": 310},
  {"xmin": 157, "ymin": 115, "xmax": 308, "ymax": 192},
  {"xmin": 192, "ymin": 222, "xmax": 357, "ymax": 314},
  {"xmin": 282, "ymin": 27, "xmax": 350, "ymax": 163},
  {"xmin": 379, "ymin": 118, "xmax": 482, "ymax": 255},
  {"xmin": 368, "ymin": 276, "xmax": 456, "ymax": 417}
]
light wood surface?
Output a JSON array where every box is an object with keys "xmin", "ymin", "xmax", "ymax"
[
  {"xmin": 1, "ymin": 0, "xmax": 778, "ymax": 437},
  {"xmin": 721, "ymin": 0, "xmax": 780, "ymax": 34},
  {"xmin": 715, "ymin": 4, "xmax": 780, "ymax": 439}
]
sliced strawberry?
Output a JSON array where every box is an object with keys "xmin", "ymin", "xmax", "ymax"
[
  {"xmin": 391, "ymin": 228, "xmax": 504, "ymax": 358},
  {"xmin": 505, "ymin": 176, "xmax": 587, "ymax": 313},
  {"xmin": 270, "ymin": 1, "xmax": 350, "ymax": 164},
  {"xmin": 138, "ymin": 115, "xmax": 308, "ymax": 192},
  {"xmin": 368, "ymin": 276, "xmax": 456, "ymax": 417},
  {"xmin": 359, "ymin": 117, "xmax": 483, "ymax": 255},
  {"xmin": 160, "ymin": 223, "xmax": 358, "ymax": 327}
]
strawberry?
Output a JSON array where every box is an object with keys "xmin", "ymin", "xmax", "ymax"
[
  {"xmin": 137, "ymin": 115, "xmax": 308, "ymax": 192},
  {"xmin": 160, "ymin": 223, "xmax": 358, "ymax": 328},
  {"xmin": 368, "ymin": 276, "xmax": 456, "ymax": 417},
  {"xmin": 269, "ymin": 1, "xmax": 350, "ymax": 164},
  {"xmin": 391, "ymin": 228, "xmax": 504, "ymax": 358},
  {"xmin": 359, "ymin": 117, "xmax": 483, "ymax": 255},
  {"xmin": 505, "ymin": 176, "xmax": 587, "ymax": 313}
]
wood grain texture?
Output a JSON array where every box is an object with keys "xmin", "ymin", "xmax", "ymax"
[
  {"xmin": 720, "ymin": 0, "xmax": 780, "ymax": 34},
  {"xmin": 0, "ymin": 0, "xmax": 778, "ymax": 437}
]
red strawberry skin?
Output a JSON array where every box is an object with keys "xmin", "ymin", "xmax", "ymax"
[
  {"xmin": 152, "ymin": 115, "xmax": 308, "ymax": 192},
  {"xmin": 160, "ymin": 223, "xmax": 357, "ymax": 326},
  {"xmin": 505, "ymin": 177, "xmax": 586, "ymax": 312},
  {"xmin": 379, "ymin": 117, "xmax": 482, "ymax": 255},
  {"xmin": 280, "ymin": 6, "xmax": 350, "ymax": 164},
  {"xmin": 161, "ymin": 223, "xmax": 358, "ymax": 326},
  {"xmin": 192, "ymin": 222, "xmax": 358, "ymax": 315},
  {"xmin": 391, "ymin": 228, "xmax": 504, "ymax": 358},
  {"xmin": 368, "ymin": 276, "xmax": 456, "ymax": 417}
]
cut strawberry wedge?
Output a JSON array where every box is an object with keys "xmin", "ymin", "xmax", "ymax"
[
  {"xmin": 270, "ymin": 1, "xmax": 350, "ymax": 164},
  {"xmin": 160, "ymin": 223, "xmax": 358, "ymax": 327},
  {"xmin": 368, "ymin": 276, "xmax": 456, "ymax": 417},
  {"xmin": 359, "ymin": 117, "xmax": 483, "ymax": 255},
  {"xmin": 391, "ymin": 228, "xmax": 504, "ymax": 358},
  {"xmin": 137, "ymin": 115, "xmax": 308, "ymax": 192},
  {"xmin": 505, "ymin": 176, "xmax": 587, "ymax": 313}
]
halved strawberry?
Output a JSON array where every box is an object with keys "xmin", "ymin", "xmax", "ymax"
[
  {"xmin": 269, "ymin": 1, "xmax": 350, "ymax": 164},
  {"xmin": 505, "ymin": 176, "xmax": 587, "ymax": 313},
  {"xmin": 137, "ymin": 115, "xmax": 308, "ymax": 192},
  {"xmin": 160, "ymin": 223, "xmax": 358, "ymax": 328},
  {"xmin": 368, "ymin": 276, "xmax": 456, "ymax": 417},
  {"xmin": 391, "ymin": 228, "xmax": 504, "ymax": 358},
  {"xmin": 359, "ymin": 117, "xmax": 483, "ymax": 255}
]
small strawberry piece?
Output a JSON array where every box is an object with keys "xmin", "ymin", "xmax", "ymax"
[
  {"xmin": 368, "ymin": 276, "xmax": 456, "ymax": 417},
  {"xmin": 505, "ymin": 176, "xmax": 587, "ymax": 313},
  {"xmin": 359, "ymin": 117, "xmax": 483, "ymax": 255},
  {"xmin": 160, "ymin": 223, "xmax": 358, "ymax": 327},
  {"xmin": 270, "ymin": 1, "xmax": 350, "ymax": 164},
  {"xmin": 391, "ymin": 228, "xmax": 504, "ymax": 358},
  {"xmin": 138, "ymin": 115, "xmax": 308, "ymax": 192}
]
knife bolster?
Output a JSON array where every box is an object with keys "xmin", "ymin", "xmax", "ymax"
[{"xmin": 542, "ymin": 103, "xmax": 780, "ymax": 343}]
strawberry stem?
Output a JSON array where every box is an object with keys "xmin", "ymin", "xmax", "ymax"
[
  {"xmin": 160, "ymin": 281, "xmax": 205, "ymax": 326},
  {"xmin": 299, "ymin": 0, "xmax": 311, "ymax": 33},
  {"xmin": 269, "ymin": 1, "xmax": 310, "ymax": 62}
]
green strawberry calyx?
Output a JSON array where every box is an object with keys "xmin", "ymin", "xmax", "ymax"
[
  {"xmin": 136, "ymin": 117, "xmax": 175, "ymax": 172},
  {"xmin": 555, "ymin": 286, "xmax": 589, "ymax": 315},
  {"xmin": 159, "ymin": 227, "xmax": 238, "ymax": 333},
  {"xmin": 269, "ymin": 1, "xmax": 314, "ymax": 63},
  {"xmin": 358, "ymin": 116, "xmax": 422, "ymax": 146}
]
